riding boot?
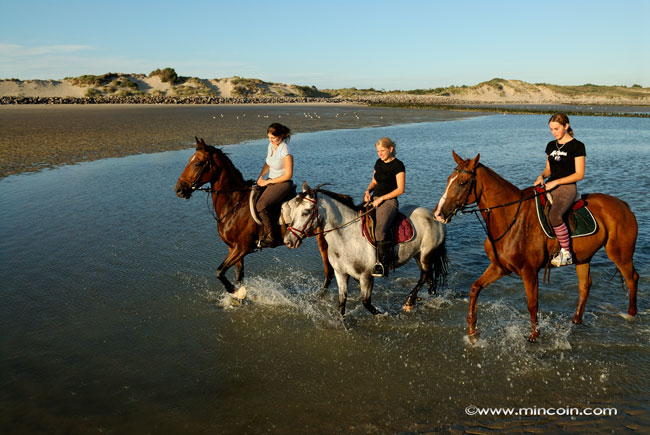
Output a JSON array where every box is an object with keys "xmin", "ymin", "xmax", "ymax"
[
  {"xmin": 372, "ymin": 240, "xmax": 392, "ymax": 277},
  {"xmin": 258, "ymin": 209, "xmax": 275, "ymax": 248}
]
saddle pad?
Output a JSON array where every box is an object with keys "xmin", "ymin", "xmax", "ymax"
[
  {"xmin": 534, "ymin": 188, "xmax": 598, "ymax": 238},
  {"xmin": 361, "ymin": 212, "xmax": 415, "ymax": 247}
]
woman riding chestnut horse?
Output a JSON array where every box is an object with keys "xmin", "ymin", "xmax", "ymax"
[
  {"xmin": 434, "ymin": 147, "xmax": 639, "ymax": 343},
  {"xmin": 175, "ymin": 137, "xmax": 332, "ymax": 298}
]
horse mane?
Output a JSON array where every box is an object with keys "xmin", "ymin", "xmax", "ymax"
[
  {"xmin": 477, "ymin": 163, "xmax": 521, "ymax": 192},
  {"xmin": 206, "ymin": 145, "xmax": 254, "ymax": 187},
  {"xmin": 315, "ymin": 189, "xmax": 364, "ymax": 211}
]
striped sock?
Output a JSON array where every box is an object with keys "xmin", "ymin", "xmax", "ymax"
[{"xmin": 553, "ymin": 223, "xmax": 570, "ymax": 250}]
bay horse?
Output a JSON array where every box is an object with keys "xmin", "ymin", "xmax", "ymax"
[
  {"xmin": 284, "ymin": 183, "xmax": 448, "ymax": 315},
  {"xmin": 434, "ymin": 151, "xmax": 639, "ymax": 343},
  {"xmin": 174, "ymin": 138, "xmax": 332, "ymax": 298}
]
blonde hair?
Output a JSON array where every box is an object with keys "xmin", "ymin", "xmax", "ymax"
[
  {"xmin": 376, "ymin": 137, "xmax": 396, "ymax": 157},
  {"xmin": 549, "ymin": 113, "xmax": 574, "ymax": 137}
]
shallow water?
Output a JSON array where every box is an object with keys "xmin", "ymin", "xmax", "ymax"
[{"xmin": 1, "ymin": 114, "xmax": 649, "ymax": 433}]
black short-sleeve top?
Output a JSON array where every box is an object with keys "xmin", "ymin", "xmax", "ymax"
[
  {"xmin": 373, "ymin": 158, "xmax": 406, "ymax": 197},
  {"xmin": 545, "ymin": 139, "xmax": 586, "ymax": 182}
]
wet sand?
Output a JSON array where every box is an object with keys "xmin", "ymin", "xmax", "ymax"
[{"xmin": 0, "ymin": 104, "xmax": 483, "ymax": 178}]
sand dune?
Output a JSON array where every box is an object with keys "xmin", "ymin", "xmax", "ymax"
[{"xmin": 2, "ymin": 74, "xmax": 648, "ymax": 105}]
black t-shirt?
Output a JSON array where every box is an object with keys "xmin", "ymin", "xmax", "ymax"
[
  {"xmin": 373, "ymin": 158, "xmax": 405, "ymax": 197},
  {"xmin": 545, "ymin": 138, "xmax": 586, "ymax": 182}
]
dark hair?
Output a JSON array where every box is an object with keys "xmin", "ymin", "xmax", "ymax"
[
  {"xmin": 267, "ymin": 123, "xmax": 291, "ymax": 140},
  {"xmin": 549, "ymin": 113, "xmax": 574, "ymax": 137}
]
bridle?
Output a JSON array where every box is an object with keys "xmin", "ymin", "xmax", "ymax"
[
  {"xmin": 451, "ymin": 167, "xmax": 478, "ymax": 218},
  {"xmin": 286, "ymin": 192, "xmax": 378, "ymax": 241},
  {"xmin": 287, "ymin": 195, "xmax": 320, "ymax": 240},
  {"xmin": 183, "ymin": 151, "xmax": 252, "ymax": 224},
  {"xmin": 185, "ymin": 154, "xmax": 212, "ymax": 191}
]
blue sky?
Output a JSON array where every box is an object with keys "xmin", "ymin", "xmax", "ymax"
[{"xmin": 1, "ymin": 0, "xmax": 648, "ymax": 89}]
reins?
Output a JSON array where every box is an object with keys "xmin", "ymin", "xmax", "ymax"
[
  {"xmin": 461, "ymin": 189, "xmax": 546, "ymax": 242},
  {"xmin": 454, "ymin": 167, "xmax": 548, "ymax": 269},
  {"xmin": 287, "ymin": 192, "xmax": 376, "ymax": 239},
  {"xmin": 315, "ymin": 204, "xmax": 376, "ymax": 236},
  {"xmin": 197, "ymin": 185, "xmax": 253, "ymax": 224},
  {"xmin": 455, "ymin": 167, "xmax": 547, "ymax": 241}
]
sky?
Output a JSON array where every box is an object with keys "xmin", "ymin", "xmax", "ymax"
[{"xmin": 1, "ymin": 0, "xmax": 648, "ymax": 90}]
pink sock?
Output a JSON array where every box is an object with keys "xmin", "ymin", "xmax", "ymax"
[{"xmin": 553, "ymin": 223, "xmax": 570, "ymax": 250}]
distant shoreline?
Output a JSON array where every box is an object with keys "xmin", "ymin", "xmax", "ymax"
[
  {"xmin": 2, "ymin": 101, "xmax": 647, "ymax": 179},
  {"xmin": 368, "ymin": 102, "xmax": 650, "ymax": 118},
  {"xmin": 0, "ymin": 104, "xmax": 482, "ymax": 178},
  {"xmin": 2, "ymin": 95, "xmax": 648, "ymax": 118}
]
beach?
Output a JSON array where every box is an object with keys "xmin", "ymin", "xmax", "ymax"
[
  {"xmin": 2, "ymin": 114, "xmax": 648, "ymax": 433},
  {"xmin": 0, "ymin": 104, "xmax": 483, "ymax": 178}
]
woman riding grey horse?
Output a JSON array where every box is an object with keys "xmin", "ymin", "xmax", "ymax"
[
  {"xmin": 284, "ymin": 183, "xmax": 448, "ymax": 315},
  {"xmin": 363, "ymin": 137, "xmax": 405, "ymax": 277}
]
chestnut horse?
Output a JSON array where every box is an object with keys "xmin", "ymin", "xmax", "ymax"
[
  {"xmin": 174, "ymin": 138, "xmax": 332, "ymax": 297},
  {"xmin": 434, "ymin": 151, "xmax": 639, "ymax": 343}
]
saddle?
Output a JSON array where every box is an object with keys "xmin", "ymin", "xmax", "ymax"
[
  {"xmin": 249, "ymin": 183, "xmax": 297, "ymax": 226},
  {"xmin": 361, "ymin": 207, "xmax": 415, "ymax": 247},
  {"xmin": 534, "ymin": 186, "xmax": 597, "ymax": 238}
]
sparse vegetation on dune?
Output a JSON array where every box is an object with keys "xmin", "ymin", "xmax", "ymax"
[
  {"xmin": 148, "ymin": 67, "xmax": 179, "ymax": 84},
  {"xmin": 2, "ymin": 70, "xmax": 649, "ymax": 106},
  {"xmin": 534, "ymin": 82, "xmax": 649, "ymax": 100}
]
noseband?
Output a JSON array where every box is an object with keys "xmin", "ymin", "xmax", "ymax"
[
  {"xmin": 186, "ymin": 156, "xmax": 212, "ymax": 191},
  {"xmin": 287, "ymin": 195, "xmax": 319, "ymax": 240},
  {"xmin": 450, "ymin": 167, "xmax": 478, "ymax": 216}
]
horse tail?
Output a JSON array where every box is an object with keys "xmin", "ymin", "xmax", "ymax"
[{"xmin": 429, "ymin": 239, "xmax": 449, "ymax": 294}]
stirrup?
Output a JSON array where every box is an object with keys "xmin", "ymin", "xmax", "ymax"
[
  {"xmin": 551, "ymin": 248, "xmax": 573, "ymax": 267},
  {"xmin": 257, "ymin": 233, "xmax": 274, "ymax": 249},
  {"xmin": 371, "ymin": 262, "xmax": 385, "ymax": 277}
]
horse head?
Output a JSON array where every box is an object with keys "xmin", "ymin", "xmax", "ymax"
[
  {"xmin": 283, "ymin": 182, "xmax": 319, "ymax": 249},
  {"xmin": 174, "ymin": 137, "xmax": 215, "ymax": 199},
  {"xmin": 434, "ymin": 150, "xmax": 481, "ymax": 223},
  {"xmin": 175, "ymin": 137, "xmax": 247, "ymax": 199}
]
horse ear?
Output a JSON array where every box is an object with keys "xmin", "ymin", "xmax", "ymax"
[
  {"xmin": 302, "ymin": 181, "xmax": 315, "ymax": 197},
  {"xmin": 452, "ymin": 150, "xmax": 464, "ymax": 165},
  {"xmin": 469, "ymin": 153, "xmax": 481, "ymax": 169},
  {"xmin": 195, "ymin": 137, "xmax": 204, "ymax": 150}
]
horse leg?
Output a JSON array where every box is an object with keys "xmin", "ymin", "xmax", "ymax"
[
  {"xmin": 234, "ymin": 259, "xmax": 244, "ymax": 283},
  {"xmin": 360, "ymin": 274, "xmax": 382, "ymax": 315},
  {"xmin": 334, "ymin": 270, "xmax": 349, "ymax": 316},
  {"xmin": 604, "ymin": 240, "xmax": 639, "ymax": 318},
  {"xmin": 521, "ymin": 268, "xmax": 540, "ymax": 342},
  {"xmin": 216, "ymin": 247, "xmax": 247, "ymax": 295},
  {"xmin": 573, "ymin": 263, "xmax": 592, "ymax": 324},
  {"xmin": 467, "ymin": 263, "xmax": 508, "ymax": 343},
  {"xmin": 317, "ymin": 233, "xmax": 334, "ymax": 290},
  {"xmin": 403, "ymin": 258, "xmax": 428, "ymax": 311}
]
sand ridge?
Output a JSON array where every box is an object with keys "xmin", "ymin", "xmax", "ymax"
[{"xmin": 2, "ymin": 76, "xmax": 648, "ymax": 105}]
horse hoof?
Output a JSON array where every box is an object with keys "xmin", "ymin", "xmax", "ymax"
[
  {"xmin": 527, "ymin": 331, "xmax": 540, "ymax": 343},
  {"xmin": 467, "ymin": 331, "xmax": 480, "ymax": 345},
  {"xmin": 619, "ymin": 312, "xmax": 636, "ymax": 322},
  {"xmin": 232, "ymin": 286, "xmax": 247, "ymax": 300},
  {"xmin": 403, "ymin": 303, "xmax": 415, "ymax": 312}
]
